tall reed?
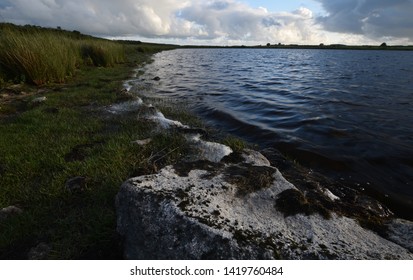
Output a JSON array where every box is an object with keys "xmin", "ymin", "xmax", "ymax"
[
  {"xmin": 79, "ymin": 39, "xmax": 125, "ymax": 67},
  {"xmin": 0, "ymin": 26, "xmax": 125, "ymax": 85}
]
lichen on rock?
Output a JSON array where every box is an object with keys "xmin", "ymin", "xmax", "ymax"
[{"xmin": 116, "ymin": 147, "xmax": 413, "ymax": 259}]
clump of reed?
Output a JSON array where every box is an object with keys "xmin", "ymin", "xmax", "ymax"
[
  {"xmin": 80, "ymin": 40, "xmax": 125, "ymax": 67},
  {"xmin": 0, "ymin": 24, "xmax": 125, "ymax": 85}
]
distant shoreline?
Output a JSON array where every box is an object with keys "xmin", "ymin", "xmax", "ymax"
[{"xmin": 179, "ymin": 44, "xmax": 413, "ymax": 51}]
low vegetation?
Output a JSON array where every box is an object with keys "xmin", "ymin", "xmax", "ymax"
[{"xmin": 0, "ymin": 23, "xmax": 181, "ymax": 259}]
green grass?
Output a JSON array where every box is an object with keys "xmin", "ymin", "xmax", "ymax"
[
  {"xmin": 0, "ymin": 65, "xmax": 187, "ymax": 259},
  {"xmin": 0, "ymin": 23, "xmax": 126, "ymax": 85},
  {"xmin": 0, "ymin": 24, "xmax": 183, "ymax": 259},
  {"xmin": 222, "ymin": 136, "xmax": 249, "ymax": 152}
]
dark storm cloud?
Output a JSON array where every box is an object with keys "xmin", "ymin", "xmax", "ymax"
[{"xmin": 316, "ymin": 0, "xmax": 413, "ymax": 40}]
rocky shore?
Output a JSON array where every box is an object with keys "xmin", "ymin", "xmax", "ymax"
[{"xmin": 115, "ymin": 83, "xmax": 413, "ymax": 260}]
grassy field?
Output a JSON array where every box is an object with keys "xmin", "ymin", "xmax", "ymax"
[{"xmin": 0, "ymin": 24, "xmax": 187, "ymax": 259}]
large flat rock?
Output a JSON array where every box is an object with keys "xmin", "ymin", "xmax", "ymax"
[{"xmin": 116, "ymin": 150, "xmax": 413, "ymax": 260}]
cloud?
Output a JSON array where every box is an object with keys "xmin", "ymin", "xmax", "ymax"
[
  {"xmin": 0, "ymin": 0, "xmax": 189, "ymax": 36},
  {"xmin": 133, "ymin": 0, "xmax": 323, "ymax": 44},
  {"xmin": 3, "ymin": 0, "xmax": 410, "ymax": 44},
  {"xmin": 315, "ymin": 0, "xmax": 413, "ymax": 41},
  {"xmin": 167, "ymin": 0, "xmax": 324, "ymax": 44},
  {"xmin": 0, "ymin": 0, "xmax": 327, "ymax": 44}
]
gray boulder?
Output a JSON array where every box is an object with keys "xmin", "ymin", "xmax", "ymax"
[{"xmin": 116, "ymin": 150, "xmax": 413, "ymax": 260}]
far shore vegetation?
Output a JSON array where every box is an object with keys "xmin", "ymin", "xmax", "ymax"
[{"xmin": 181, "ymin": 43, "xmax": 413, "ymax": 51}]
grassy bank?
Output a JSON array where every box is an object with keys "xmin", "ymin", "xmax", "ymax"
[
  {"xmin": 0, "ymin": 23, "xmax": 126, "ymax": 86},
  {"xmin": 0, "ymin": 24, "xmax": 184, "ymax": 259}
]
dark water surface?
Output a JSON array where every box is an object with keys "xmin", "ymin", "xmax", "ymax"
[{"xmin": 138, "ymin": 48, "xmax": 413, "ymax": 218}]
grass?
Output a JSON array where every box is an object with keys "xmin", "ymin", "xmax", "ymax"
[
  {"xmin": 0, "ymin": 23, "xmax": 125, "ymax": 85},
  {"xmin": 0, "ymin": 24, "xmax": 183, "ymax": 259},
  {"xmin": 222, "ymin": 136, "xmax": 248, "ymax": 152},
  {"xmin": 0, "ymin": 23, "xmax": 253, "ymax": 260}
]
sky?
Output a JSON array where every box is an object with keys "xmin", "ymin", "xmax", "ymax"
[{"xmin": 0, "ymin": 0, "xmax": 412, "ymax": 45}]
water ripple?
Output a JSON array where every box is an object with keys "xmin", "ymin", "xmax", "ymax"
[{"xmin": 134, "ymin": 48, "xmax": 413, "ymax": 218}]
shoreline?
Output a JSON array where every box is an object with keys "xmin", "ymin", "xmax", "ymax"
[
  {"xmin": 136, "ymin": 47, "xmax": 413, "ymax": 222},
  {"xmin": 178, "ymin": 44, "xmax": 413, "ymax": 51},
  {"xmin": 115, "ymin": 67, "xmax": 413, "ymax": 258},
  {"xmin": 1, "ymin": 42, "xmax": 412, "ymax": 259}
]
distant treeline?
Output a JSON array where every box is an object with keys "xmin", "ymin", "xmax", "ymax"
[
  {"xmin": 181, "ymin": 43, "xmax": 413, "ymax": 51},
  {"xmin": 262, "ymin": 43, "xmax": 413, "ymax": 51}
]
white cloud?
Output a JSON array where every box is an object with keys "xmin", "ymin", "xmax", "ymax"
[
  {"xmin": 0, "ymin": 0, "xmax": 412, "ymax": 44},
  {"xmin": 162, "ymin": 0, "xmax": 325, "ymax": 44},
  {"xmin": 0, "ymin": 0, "xmax": 190, "ymax": 36}
]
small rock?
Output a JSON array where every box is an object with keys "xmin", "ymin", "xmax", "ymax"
[
  {"xmin": 322, "ymin": 188, "xmax": 340, "ymax": 201},
  {"xmin": 132, "ymin": 138, "xmax": 152, "ymax": 146},
  {"xmin": 27, "ymin": 243, "xmax": 51, "ymax": 260},
  {"xmin": 241, "ymin": 149, "xmax": 271, "ymax": 166},
  {"xmin": 186, "ymin": 134, "xmax": 233, "ymax": 163},
  {"xmin": 153, "ymin": 76, "xmax": 161, "ymax": 81},
  {"xmin": 116, "ymin": 88, "xmax": 134, "ymax": 101},
  {"xmin": 31, "ymin": 96, "xmax": 47, "ymax": 104},
  {"xmin": 0, "ymin": 206, "xmax": 23, "ymax": 221},
  {"xmin": 65, "ymin": 176, "xmax": 86, "ymax": 193}
]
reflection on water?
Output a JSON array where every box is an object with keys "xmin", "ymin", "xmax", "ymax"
[{"xmin": 134, "ymin": 48, "xmax": 413, "ymax": 218}]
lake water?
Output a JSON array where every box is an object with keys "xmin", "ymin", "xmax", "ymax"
[{"xmin": 137, "ymin": 48, "xmax": 413, "ymax": 218}]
